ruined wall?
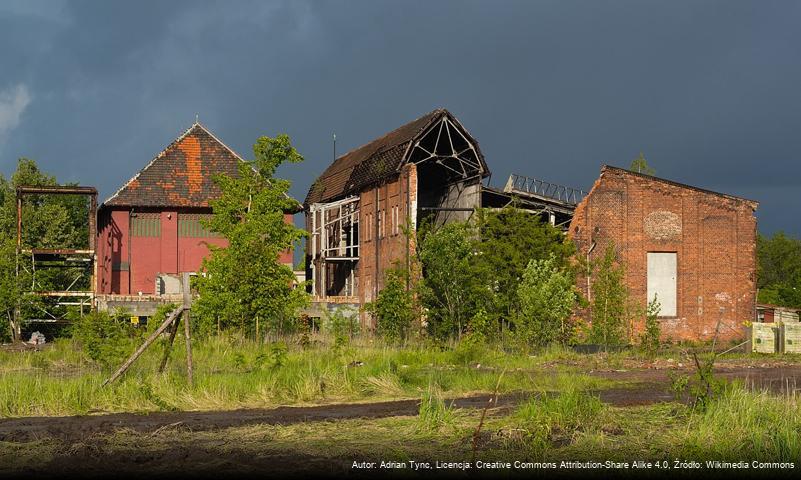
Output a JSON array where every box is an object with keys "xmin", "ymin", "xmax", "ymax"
[
  {"xmin": 357, "ymin": 164, "xmax": 417, "ymax": 329},
  {"xmin": 416, "ymin": 178, "xmax": 482, "ymax": 226},
  {"xmin": 569, "ymin": 167, "xmax": 758, "ymax": 342}
]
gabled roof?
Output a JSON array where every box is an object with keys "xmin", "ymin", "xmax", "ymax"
[
  {"xmin": 305, "ymin": 108, "xmax": 487, "ymax": 205},
  {"xmin": 103, "ymin": 123, "xmax": 244, "ymax": 208},
  {"xmin": 601, "ymin": 165, "xmax": 759, "ymax": 208}
]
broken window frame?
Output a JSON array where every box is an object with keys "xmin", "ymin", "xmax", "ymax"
[{"xmin": 309, "ymin": 195, "xmax": 360, "ymax": 299}]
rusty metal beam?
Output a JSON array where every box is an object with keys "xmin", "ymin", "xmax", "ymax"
[{"xmin": 16, "ymin": 186, "xmax": 97, "ymax": 195}]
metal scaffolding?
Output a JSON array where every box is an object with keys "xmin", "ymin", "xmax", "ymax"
[{"xmin": 13, "ymin": 185, "xmax": 98, "ymax": 340}]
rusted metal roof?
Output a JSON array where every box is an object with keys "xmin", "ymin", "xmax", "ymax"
[
  {"xmin": 306, "ymin": 108, "xmax": 484, "ymax": 205},
  {"xmin": 104, "ymin": 123, "xmax": 243, "ymax": 208}
]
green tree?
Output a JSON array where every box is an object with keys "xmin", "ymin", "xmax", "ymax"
[
  {"xmin": 417, "ymin": 221, "xmax": 486, "ymax": 340},
  {"xmin": 629, "ymin": 152, "xmax": 655, "ymax": 175},
  {"xmin": 365, "ymin": 267, "xmax": 416, "ymax": 342},
  {"xmin": 516, "ymin": 254, "xmax": 578, "ymax": 348},
  {"xmin": 0, "ymin": 159, "xmax": 91, "ymax": 340},
  {"xmin": 757, "ymin": 232, "xmax": 801, "ymax": 308},
  {"xmin": 588, "ymin": 243, "xmax": 628, "ymax": 346},
  {"xmin": 192, "ymin": 134, "xmax": 309, "ymax": 338},
  {"xmin": 473, "ymin": 207, "xmax": 575, "ymax": 328}
]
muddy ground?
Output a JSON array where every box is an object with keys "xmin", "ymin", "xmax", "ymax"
[{"xmin": 2, "ymin": 364, "xmax": 801, "ymax": 478}]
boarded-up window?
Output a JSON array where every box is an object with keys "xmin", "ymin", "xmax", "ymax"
[
  {"xmin": 131, "ymin": 213, "xmax": 161, "ymax": 237},
  {"xmin": 647, "ymin": 252, "xmax": 677, "ymax": 317}
]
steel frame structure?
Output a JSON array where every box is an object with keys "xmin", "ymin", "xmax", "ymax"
[
  {"xmin": 405, "ymin": 115, "xmax": 484, "ymax": 179},
  {"xmin": 13, "ymin": 186, "xmax": 98, "ymax": 339},
  {"xmin": 504, "ymin": 173, "xmax": 587, "ymax": 206}
]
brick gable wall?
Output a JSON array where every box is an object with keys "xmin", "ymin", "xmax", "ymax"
[{"xmin": 569, "ymin": 167, "xmax": 758, "ymax": 341}]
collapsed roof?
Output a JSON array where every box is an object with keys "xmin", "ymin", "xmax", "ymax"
[{"xmin": 305, "ymin": 108, "xmax": 489, "ymax": 206}]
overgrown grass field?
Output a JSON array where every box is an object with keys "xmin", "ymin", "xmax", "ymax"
[{"xmin": 0, "ymin": 335, "xmax": 616, "ymax": 417}]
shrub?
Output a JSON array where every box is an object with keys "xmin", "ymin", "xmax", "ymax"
[
  {"xmin": 588, "ymin": 243, "xmax": 628, "ymax": 346},
  {"xmin": 323, "ymin": 306, "xmax": 359, "ymax": 347},
  {"xmin": 516, "ymin": 254, "xmax": 578, "ymax": 348},
  {"xmin": 71, "ymin": 310, "xmax": 135, "ymax": 368},
  {"xmin": 364, "ymin": 267, "xmax": 416, "ymax": 343},
  {"xmin": 639, "ymin": 296, "xmax": 662, "ymax": 355}
]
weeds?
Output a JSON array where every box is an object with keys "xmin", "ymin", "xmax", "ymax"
[
  {"xmin": 0, "ymin": 336, "xmax": 572, "ymax": 417},
  {"xmin": 417, "ymin": 382, "xmax": 454, "ymax": 432},
  {"xmin": 515, "ymin": 389, "xmax": 605, "ymax": 453},
  {"xmin": 680, "ymin": 386, "xmax": 801, "ymax": 461}
]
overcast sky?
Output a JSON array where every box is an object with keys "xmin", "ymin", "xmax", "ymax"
[{"xmin": 1, "ymin": 0, "xmax": 799, "ymax": 236}]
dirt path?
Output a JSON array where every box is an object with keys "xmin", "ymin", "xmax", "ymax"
[
  {"xmin": 2, "ymin": 365, "xmax": 799, "ymax": 443},
  {"xmin": 591, "ymin": 364, "xmax": 801, "ymax": 389},
  {"xmin": 0, "ymin": 385, "xmax": 669, "ymax": 443}
]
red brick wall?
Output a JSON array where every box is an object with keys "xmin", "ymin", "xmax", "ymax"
[
  {"xmin": 568, "ymin": 167, "xmax": 758, "ymax": 342},
  {"xmin": 357, "ymin": 164, "xmax": 417, "ymax": 329}
]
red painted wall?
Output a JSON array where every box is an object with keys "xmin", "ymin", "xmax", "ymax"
[{"xmin": 98, "ymin": 208, "xmax": 295, "ymax": 294}]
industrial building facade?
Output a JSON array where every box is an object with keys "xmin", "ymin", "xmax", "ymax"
[
  {"xmin": 569, "ymin": 166, "xmax": 758, "ymax": 341},
  {"xmin": 96, "ymin": 123, "xmax": 294, "ymax": 313},
  {"xmin": 305, "ymin": 108, "xmax": 585, "ymax": 327}
]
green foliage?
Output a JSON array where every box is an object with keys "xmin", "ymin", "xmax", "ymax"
[
  {"xmin": 417, "ymin": 221, "xmax": 486, "ymax": 340},
  {"xmin": 71, "ymin": 311, "xmax": 135, "ymax": 368},
  {"xmin": 639, "ymin": 296, "xmax": 662, "ymax": 355},
  {"xmin": 516, "ymin": 254, "xmax": 578, "ymax": 348},
  {"xmin": 473, "ymin": 207, "xmax": 575, "ymax": 328},
  {"xmin": 0, "ymin": 159, "xmax": 92, "ymax": 338},
  {"xmin": 416, "ymin": 382, "xmax": 455, "ymax": 432},
  {"xmin": 0, "ymin": 236, "xmax": 18, "ymax": 340},
  {"xmin": 365, "ymin": 267, "xmax": 416, "ymax": 343},
  {"xmin": 680, "ymin": 386, "xmax": 801, "ymax": 461},
  {"xmin": 192, "ymin": 134, "xmax": 310, "ymax": 337},
  {"xmin": 515, "ymin": 389, "xmax": 605, "ymax": 452},
  {"xmin": 629, "ymin": 152, "xmax": 655, "ymax": 175},
  {"xmin": 322, "ymin": 307, "xmax": 359, "ymax": 347},
  {"xmin": 757, "ymin": 232, "xmax": 801, "ymax": 308},
  {"xmin": 269, "ymin": 341, "xmax": 288, "ymax": 368},
  {"xmin": 463, "ymin": 308, "xmax": 493, "ymax": 345},
  {"xmin": 588, "ymin": 243, "xmax": 628, "ymax": 346},
  {"xmin": 669, "ymin": 351, "xmax": 726, "ymax": 410}
]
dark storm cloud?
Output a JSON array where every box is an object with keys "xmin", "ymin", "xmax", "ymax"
[{"xmin": 1, "ymin": 0, "xmax": 799, "ymax": 235}]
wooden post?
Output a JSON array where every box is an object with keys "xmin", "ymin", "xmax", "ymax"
[
  {"xmin": 158, "ymin": 316, "xmax": 181, "ymax": 373},
  {"xmin": 184, "ymin": 310, "xmax": 193, "ymax": 387},
  {"xmin": 103, "ymin": 306, "xmax": 184, "ymax": 386}
]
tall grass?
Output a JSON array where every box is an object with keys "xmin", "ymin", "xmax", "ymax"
[
  {"xmin": 514, "ymin": 388, "xmax": 606, "ymax": 452},
  {"xmin": 679, "ymin": 385, "xmax": 801, "ymax": 461},
  {"xmin": 0, "ymin": 334, "xmax": 599, "ymax": 418},
  {"xmin": 416, "ymin": 382, "xmax": 455, "ymax": 432}
]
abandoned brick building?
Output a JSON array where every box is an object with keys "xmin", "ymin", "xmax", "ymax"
[
  {"xmin": 569, "ymin": 165, "xmax": 758, "ymax": 341},
  {"xmin": 96, "ymin": 122, "xmax": 297, "ymax": 314},
  {"xmin": 304, "ymin": 108, "xmax": 584, "ymax": 326}
]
